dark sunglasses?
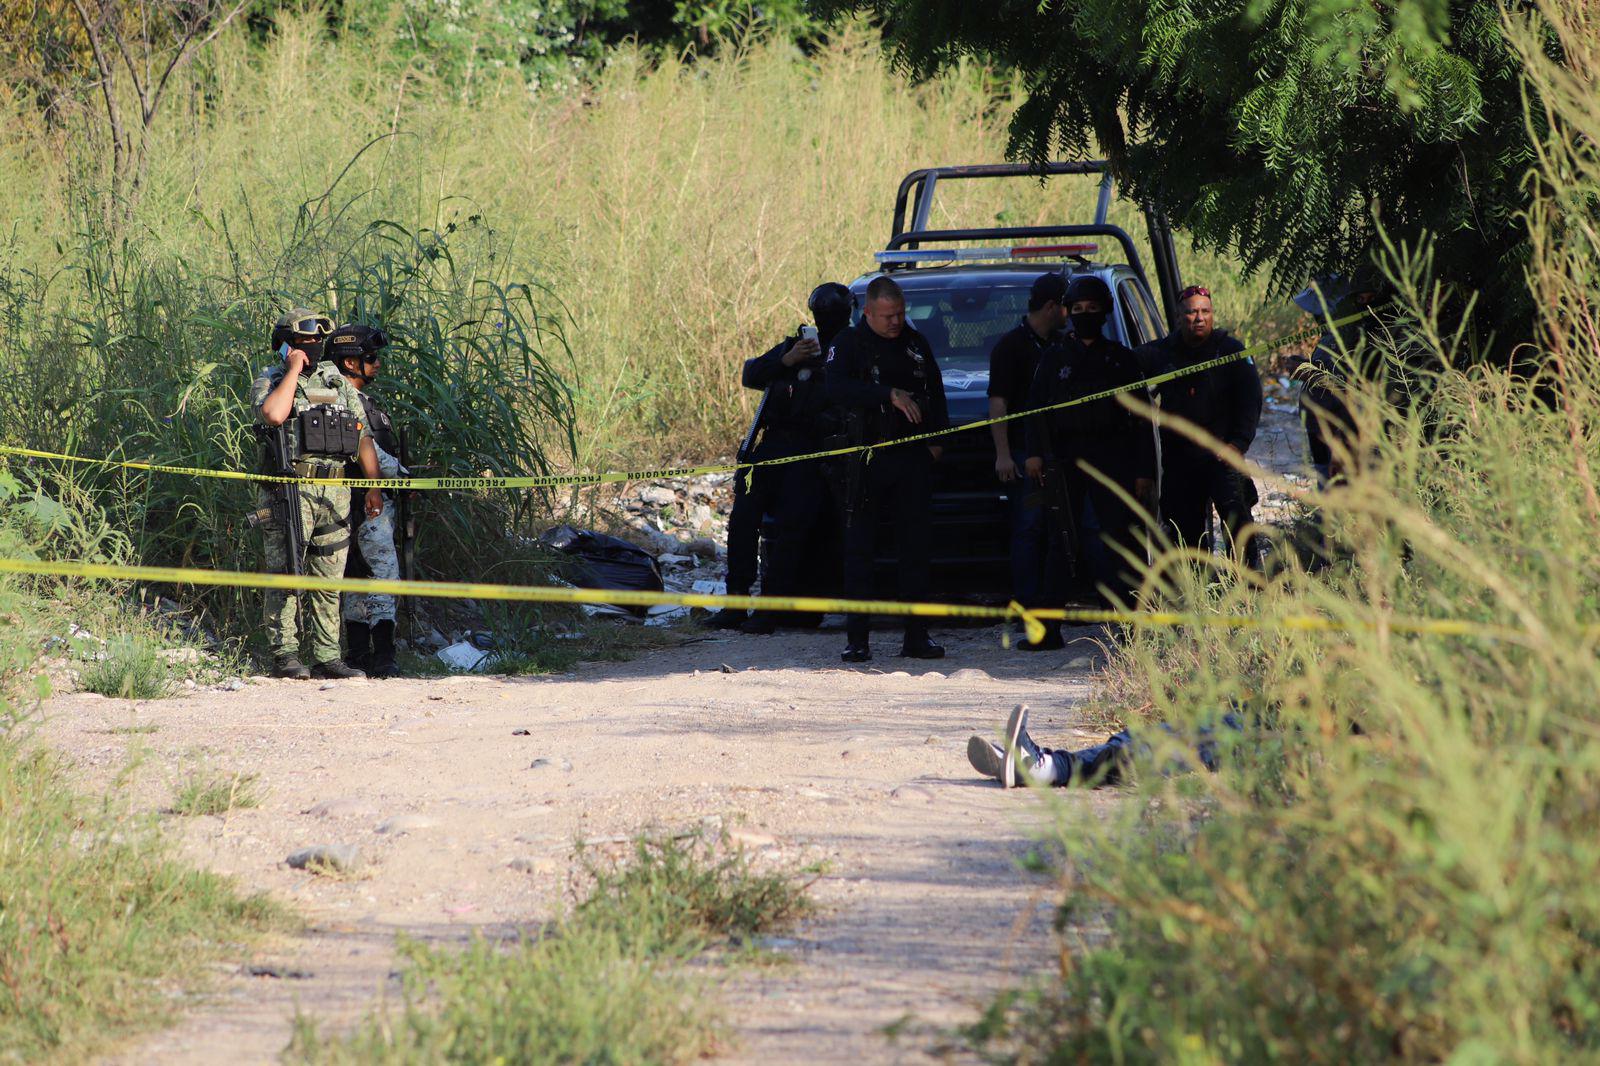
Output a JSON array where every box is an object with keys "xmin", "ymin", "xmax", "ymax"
[{"xmin": 1178, "ymin": 286, "xmax": 1212, "ymax": 303}]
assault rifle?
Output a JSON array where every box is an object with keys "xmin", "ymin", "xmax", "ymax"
[
  {"xmin": 396, "ymin": 427, "xmax": 416, "ymax": 581},
  {"xmin": 737, "ymin": 386, "xmax": 772, "ymax": 464},
  {"xmin": 823, "ymin": 407, "xmax": 870, "ymax": 533},
  {"xmin": 246, "ymin": 421, "xmax": 305, "ymax": 576},
  {"xmin": 1028, "ymin": 414, "xmax": 1079, "ymax": 585}
]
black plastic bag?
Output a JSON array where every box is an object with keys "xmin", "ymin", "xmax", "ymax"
[{"xmin": 539, "ymin": 525, "xmax": 663, "ymax": 616}]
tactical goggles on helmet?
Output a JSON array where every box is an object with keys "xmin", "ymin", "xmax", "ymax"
[{"xmin": 285, "ymin": 315, "xmax": 334, "ymax": 338}]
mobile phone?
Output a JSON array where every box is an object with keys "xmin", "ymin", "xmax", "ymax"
[
  {"xmin": 279, "ymin": 342, "xmax": 292, "ymax": 359},
  {"xmin": 800, "ymin": 325, "xmax": 818, "ymax": 343}
]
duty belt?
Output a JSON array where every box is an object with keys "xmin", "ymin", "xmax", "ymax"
[{"xmin": 293, "ymin": 459, "xmax": 346, "ymax": 480}]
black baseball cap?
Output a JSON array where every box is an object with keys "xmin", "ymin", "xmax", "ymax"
[{"xmin": 1029, "ymin": 272, "xmax": 1068, "ymax": 311}]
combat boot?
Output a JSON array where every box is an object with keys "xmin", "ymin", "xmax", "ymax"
[
  {"xmin": 740, "ymin": 612, "xmax": 778, "ymax": 635},
  {"xmin": 1018, "ymin": 624, "xmax": 1064, "ymax": 651},
  {"xmin": 702, "ymin": 608, "xmax": 747, "ymax": 630},
  {"xmin": 345, "ymin": 621, "xmax": 372, "ymax": 669},
  {"xmin": 366, "ymin": 620, "xmax": 397, "ymax": 678},
  {"xmin": 272, "ymin": 655, "xmax": 311, "ymax": 680},
  {"xmin": 311, "ymin": 659, "xmax": 367, "ymax": 680}
]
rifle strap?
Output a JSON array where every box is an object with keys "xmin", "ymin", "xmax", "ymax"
[{"xmin": 306, "ymin": 537, "xmax": 351, "ymax": 557}]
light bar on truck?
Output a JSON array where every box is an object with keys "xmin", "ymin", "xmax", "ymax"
[{"xmin": 873, "ymin": 243, "xmax": 1100, "ymax": 265}]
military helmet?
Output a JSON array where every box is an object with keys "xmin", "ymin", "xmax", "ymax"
[
  {"xmin": 1064, "ymin": 274, "xmax": 1113, "ymax": 308},
  {"xmin": 807, "ymin": 282, "xmax": 855, "ymax": 318},
  {"xmin": 327, "ymin": 323, "xmax": 390, "ymax": 366},
  {"xmin": 269, "ymin": 307, "xmax": 334, "ymax": 352}
]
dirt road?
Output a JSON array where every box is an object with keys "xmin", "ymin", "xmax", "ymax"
[
  {"xmin": 44, "ymin": 624, "xmax": 1116, "ymax": 1064},
  {"xmin": 46, "ymin": 393, "xmax": 1307, "ymax": 1062}
]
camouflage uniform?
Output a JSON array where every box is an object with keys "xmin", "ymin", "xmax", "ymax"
[
  {"xmin": 250, "ymin": 360, "xmax": 372, "ymax": 665},
  {"xmin": 343, "ymin": 434, "xmax": 402, "ymax": 626}
]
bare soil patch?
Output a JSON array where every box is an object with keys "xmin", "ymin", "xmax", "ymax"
[{"xmin": 44, "ymin": 624, "xmax": 1111, "ymax": 1064}]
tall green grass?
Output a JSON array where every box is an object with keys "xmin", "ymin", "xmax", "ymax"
[
  {"xmin": 967, "ymin": 5, "xmax": 1600, "ymax": 1061},
  {"xmin": 0, "ymin": 16, "xmax": 1271, "ymax": 469},
  {"xmin": 0, "ymin": 479, "xmax": 280, "ymax": 1060}
]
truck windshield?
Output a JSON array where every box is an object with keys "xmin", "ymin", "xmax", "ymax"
[{"xmin": 901, "ymin": 285, "xmax": 1030, "ymax": 381}]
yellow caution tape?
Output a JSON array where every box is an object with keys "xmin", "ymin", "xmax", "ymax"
[
  {"xmin": 0, "ymin": 555, "xmax": 1527, "ymax": 644},
  {"xmin": 0, "ymin": 314, "xmax": 1360, "ymax": 492}
]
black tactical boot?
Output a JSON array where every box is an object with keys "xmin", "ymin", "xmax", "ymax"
[
  {"xmin": 740, "ymin": 612, "xmax": 778, "ymax": 635},
  {"xmin": 899, "ymin": 638, "xmax": 946, "ymax": 660},
  {"xmin": 272, "ymin": 655, "xmax": 311, "ymax": 680},
  {"xmin": 311, "ymin": 659, "xmax": 367, "ymax": 680},
  {"xmin": 703, "ymin": 608, "xmax": 747, "ymax": 630},
  {"xmin": 840, "ymin": 642, "xmax": 871, "ymax": 663},
  {"xmin": 366, "ymin": 620, "xmax": 397, "ymax": 678},
  {"xmin": 1018, "ymin": 624, "xmax": 1064, "ymax": 651},
  {"xmin": 345, "ymin": 621, "xmax": 372, "ymax": 669}
]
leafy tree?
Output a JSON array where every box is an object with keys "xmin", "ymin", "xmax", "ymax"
[
  {"xmin": 274, "ymin": 0, "xmax": 820, "ymax": 92},
  {"xmin": 812, "ymin": 0, "xmax": 1562, "ymax": 336},
  {"xmin": 1, "ymin": 0, "xmax": 251, "ymax": 213}
]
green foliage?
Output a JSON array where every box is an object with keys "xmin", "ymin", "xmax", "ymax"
[
  {"xmin": 168, "ymin": 769, "xmax": 263, "ymax": 815},
  {"xmin": 817, "ymin": 0, "xmax": 1559, "ymax": 338},
  {"xmin": 965, "ymin": 8, "xmax": 1600, "ymax": 1059},
  {"xmin": 0, "ymin": 187, "xmax": 575, "ymax": 638},
  {"xmin": 77, "ymin": 634, "xmax": 171, "ymax": 699},
  {"xmin": 576, "ymin": 831, "xmax": 815, "ymax": 954},
  {"xmin": 289, "ymin": 830, "xmax": 811, "ymax": 1064},
  {"xmin": 256, "ymin": 0, "xmax": 821, "ymax": 94},
  {"xmin": 0, "ymin": 491, "xmax": 280, "ymax": 1061}
]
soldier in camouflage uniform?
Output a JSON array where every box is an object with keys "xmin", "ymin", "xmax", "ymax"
[
  {"xmin": 251, "ymin": 308, "xmax": 385, "ymax": 680},
  {"xmin": 329, "ymin": 324, "xmax": 405, "ymax": 678}
]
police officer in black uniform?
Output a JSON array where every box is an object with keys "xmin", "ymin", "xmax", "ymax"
[
  {"xmin": 1140, "ymin": 285, "xmax": 1263, "ymax": 560},
  {"xmin": 987, "ymin": 273, "xmax": 1068, "ymax": 646},
  {"xmin": 824, "ymin": 275, "xmax": 949, "ymax": 663},
  {"xmin": 708, "ymin": 283, "xmax": 853, "ymax": 633},
  {"xmin": 1296, "ymin": 268, "xmax": 1388, "ymax": 485},
  {"xmin": 1025, "ymin": 274, "xmax": 1155, "ymax": 624}
]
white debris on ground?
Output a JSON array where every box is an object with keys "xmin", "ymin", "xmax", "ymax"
[
  {"xmin": 607, "ymin": 468, "xmax": 738, "ymax": 604},
  {"xmin": 1251, "ymin": 374, "xmax": 1313, "ymax": 529}
]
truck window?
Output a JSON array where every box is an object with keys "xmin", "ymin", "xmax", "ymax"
[
  {"xmin": 900, "ymin": 285, "xmax": 1031, "ymax": 374},
  {"xmin": 1118, "ymin": 278, "xmax": 1163, "ymax": 345}
]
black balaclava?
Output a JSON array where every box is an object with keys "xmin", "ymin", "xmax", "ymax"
[{"xmin": 1070, "ymin": 307, "xmax": 1108, "ymax": 340}]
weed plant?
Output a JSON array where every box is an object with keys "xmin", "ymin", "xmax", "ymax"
[
  {"xmin": 290, "ymin": 830, "xmax": 811, "ymax": 1064},
  {"xmin": 967, "ymin": 6, "xmax": 1600, "ymax": 1061},
  {"xmin": 77, "ymin": 634, "xmax": 171, "ymax": 699},
  {"xmin": 168, "ymin": 769, "xmax": 263, "ymax": 816}
]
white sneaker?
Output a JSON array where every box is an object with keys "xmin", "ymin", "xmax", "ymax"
[{"xmin": 1002, "ymin": 703, "xmax": 1054, "ymax": 788}]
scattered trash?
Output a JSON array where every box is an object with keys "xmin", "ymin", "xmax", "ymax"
[
  {"xmin": 436, "ymin": 641, "xmax": 496, "ymax": 672},
  {"xmin": 539, "ymin": 525, "xmax": 663, "ymax": 616}
]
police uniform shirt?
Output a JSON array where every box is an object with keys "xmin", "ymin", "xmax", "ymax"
[
  {"xmin": 822, "ymin": 323, "xmax": 950, "ymax": 442},
  {"xmin": 742, "ymin": 332, "xmax": 831, "ymax": 449},
  {"xmin": 987, "ymin": 318, "xmax": 1056, "ymax": 454},
  {"xmin": 1025, "ymin": 333, "xmax": 1154, "ymax": 479},
  {"xmin": 1144, "ymin": 329, "xmax": 1261, "ymax": 455}
]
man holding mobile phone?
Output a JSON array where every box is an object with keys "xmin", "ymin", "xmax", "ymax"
[
  {"xmin": 251, "ymin": 307, "xmax": 385, "ymax": 680},
  {"xmin": 709, "ymin": 282, "xmax": 853, "ymax": 634}
]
